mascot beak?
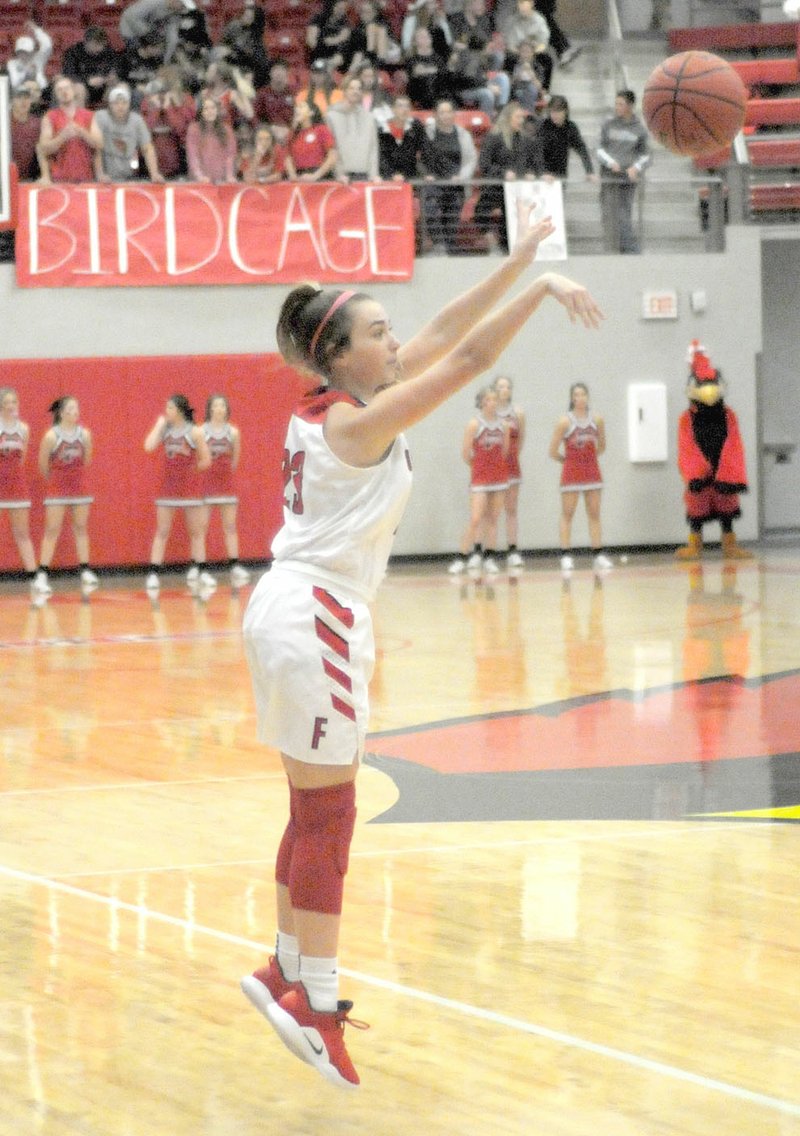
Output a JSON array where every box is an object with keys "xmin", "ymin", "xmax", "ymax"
[{"xmin": 691, "ymin": 381, "xmax": 722, "ymax": 406}]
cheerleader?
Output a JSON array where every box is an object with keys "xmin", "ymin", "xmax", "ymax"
[
  {"xmin": 448, "ymin": 386, "xmax": 509, "ymax": 575},
  {"xmin": 37, "ymin": 396, "xmax": 98, "ymax": 592},
  {"xmin": 493, "ymin": 375, "xmax": 526, "ymax": 568},
  {"xmin": 202, "ymin": 394, "xmax": 250, "ymax": 586},
  {"xmin": 144, "ymin": 395, "xmax": 212, "ymax": 592},
  {"xmin": 548, "ymin": 381, "xmax": 612, "ymax": 572},
  {"xmin": 0, "ymin": 387, "xmax": 38, "ymax": 586}
]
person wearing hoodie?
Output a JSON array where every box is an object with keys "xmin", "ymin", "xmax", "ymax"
[{"xmin": 326, "ymin": 76, "xmax": 380, "ymax": 182}]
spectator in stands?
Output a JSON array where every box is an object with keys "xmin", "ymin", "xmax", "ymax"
[
  {"xmin": 253, "ymin": 62, "xmax": 296, "ymax": 137},
  {"xmin": 6, "ymin": 23, "xmax": 53, "ymax": 96},
  {"xmin": 200, "ymin": 61, "xmax": 255, "ymax": 128},
  {"xmin": 185, "ymin": 96, "xmax": 238, "ymax": 182},
  {"xmin": 475, "ymin": 101, "xmax": 537, "ymax": 252},
  {"xmin": 448, "ymin": 0, "xmax": 494, "ymax": 53},
  {"xmin": 120, "ymin": 0, "xmax": 193, "ymax": 64},
  {"xmin": 173, "ymin": 1, "xmax": 213, "ymax": 72},
  {"xmin": 348, "ymin": 1, "xmax": 400, "ymax": 68},
  {"xmin": 509, "ymin": 60, "xmax": 543, "ymax": 113},
  {"xmin": 94, "ymin": 84, "xmax": 165, "ymax": 182},
  {"xmin": 218, "ymin": 0, "xmax": 270, "ymax": 89},
  {"xmin": 596, "ymin": 88, "xmax": 650, "ymax": 254},
  {"xmin": 37, "ymin": 76, "xmax": 102, "ymax": 185},
  {"xmin": 62, "ymin": 27, "xmax": 123, "ymax": 111},
  {"xmin": 503, "ymin": 1, "xmax": 552, "ymax": 89},
  {"xmin": 378, "ymin": 92, "xmax": 425, "ymax": 179},
  {"xmin": 297, "ymin": 59, "xmax": 344, "ymax": 117},
  {"xmin": 238, "ymin": 123, "xmax": 286, "ymax": 182},
  {"xmin": 420, "ymin": 97, "xmax": 477, "ymax": 255},
  {"xmin": 10, "ymin": 88, "xmax": 40, "ymax": 181},
  {"xmin": 401, "ymin": 0, "xmax": 453, "ymax": 59},
  {"xmin": 440, "ymin": 38, "xmax": 506, "ymax": 116},
  {"xmin": 405, "ymin": 26, "xmax": 447, "ymax": 109},
  {"xmin": 307, "ymin": 0, "xmax": 356, "ymax": 72},
  {"xmin": 284, "ymin": 99, "xmax": 338, "ymax": 181},
  {"xmin": 140, "ymin": 65, "xmax": 196, "ymax": 178},
  {"xmin": 535, "ymin": 1, "xmax": 581, "ymax": 67},
  {"xmin": 326, "ymin": 75, "xmax": 380, "ymax": 182},
  {"xmin": 354, "ymin": 62, "xmax": 393, "ymax": 127},
  {"xmin": 124, "ymin": 33, "xmax": 169, "ymax": 103},
  {"xmin": 532, "ymin": 94, "xmax": 596, "ymax": 182}
]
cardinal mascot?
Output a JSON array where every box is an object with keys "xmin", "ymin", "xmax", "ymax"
[{"xmin": 675, "ymin": 340, "xmax": 752, "ymax": 560}]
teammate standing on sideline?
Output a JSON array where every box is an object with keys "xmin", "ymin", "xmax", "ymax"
[
  {"xmin": 202, "ymin": 394, "xmax": 250, "ymax": 587},
  {"xmin": 37, "ymin": 396, "xmax": 98, "ymax": 593},
  {"xmin": 448, "ymin": 386, "xmax": 509, "ymax": 576},
  {"xmin": 0, "ymin": 388, "xmax": 38, "ymax": 588},
  {"xmin": 549, "ymin": 381, "xmax": 612, "ymax": 573},
  {"xmin": 493, "ymin": 374, "xmax": 525, "ymax": 568},
  {"xmin": 144, "ymin": 395, "xmax": 212, "ymax": 593},
  {"xmin": 240, "ymin": 210, "xmax": 603, "ymax": 1090}
]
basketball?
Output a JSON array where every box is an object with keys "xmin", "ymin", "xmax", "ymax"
[{"xmin": 642, "ymin": 50, "xmax": 748, "ymax": 157}]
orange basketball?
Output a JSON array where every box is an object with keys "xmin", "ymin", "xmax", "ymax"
[{"xmin": 642, "ymin": 50, "xmax": 748, "ymax": 157}]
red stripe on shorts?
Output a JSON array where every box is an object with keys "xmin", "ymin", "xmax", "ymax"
[
  {"xmin": 315, "ymin": 615, "xmax": 350, "ymax": 661},
  {"xmin": 323, "ymin": 657, "xmax": 353, "ymax": 693},
  {"xmin": 331, "ymin": 693, "xmax": 356, "ymax": 721},
  {"xmin": 313, "ymin": 586, "xmax": 355, "ymax": 629}
]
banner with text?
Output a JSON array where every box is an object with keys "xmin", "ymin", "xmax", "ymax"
[{"xmin": 16, "ymin": 181, "xmax": 416, "ymax": 287}]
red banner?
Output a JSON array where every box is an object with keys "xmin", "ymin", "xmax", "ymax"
[{"xmin": 15, "ymin": 181, "xmax": 415, "ymax": 287}]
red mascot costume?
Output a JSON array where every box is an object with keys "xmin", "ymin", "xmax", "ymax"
[{"xmin": 675, "ymin": 340, "xmax": 752, "ymax": 560}]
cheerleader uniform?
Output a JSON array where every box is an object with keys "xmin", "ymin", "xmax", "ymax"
[
  {"xmin": 560, "ymin": 412, "xmax": 602, "ymax": 492},
  {"xmin": 43, "ymin": 425, "xmax": 93, "ymax": 506},
  {"xmin": 470, "ymin": 415, "xmax": 508, "ymax": 492},
  {"xmin": 203, "ymin": 422, "xmax": 238, "ymax": 505},
  {"xmin": 0, "ymin": 422, "xmax": 31, "ymax": 509},
  {"xmin": 156, "ymin": 424, "xmax": 204, "ymax": 507},
  {"xmin": 497, "ymin": 404, "xmax": 522, "ymax": 486}
]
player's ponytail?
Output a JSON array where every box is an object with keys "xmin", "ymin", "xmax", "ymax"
[
  {"xmin": 48, "ymin": 397, "xmax": 69, "ymax": 424},
  {"xmin": 276, "ymin": 284, "xmax": 364, "ymax": 379}
]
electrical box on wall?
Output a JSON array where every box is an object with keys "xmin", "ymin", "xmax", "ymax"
[{"xmin": 627, "ymin": 382, "xmax": 668, "ymax": 462}]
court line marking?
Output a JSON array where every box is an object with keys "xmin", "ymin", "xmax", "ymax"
[{"xmin": 0, "ymin": 861, "xmax": 797, "ymax": 1119}]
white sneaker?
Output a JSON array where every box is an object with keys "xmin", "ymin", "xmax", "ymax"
[
  {"xmin": 31, "ymin": 570, "xmax": 52, "ymax": 594},
  {"xmin": 447, "ymin": 558, "xmax": 466, "ymax": 575},
  {"xmin": 466, "ymin": 552, "xmax": 483, "ymax": 571},
  {"xmin": 80, "ymin": 568, "xmax": 99, "ymax": 587},
  {"xmin": 506, "ymin": 551, "xmax": 524, "ymax": 568},
  {"xmin": 560, "ymin": 554, "xmax": 574, "ymax": 572},
  {"xmin": 186, "ymin": 565, "xmax": 200, "ymax": 584},
  {"xmin": 146, "ymin": 572, "xmax": 160, "ymax": 591},
  {"xmin": 199, "ymin": 570, "xmax": 217, "ymax": 589},
  {"xmin": 593, "ymin": 553, "xmax": 613, "ymax": 570},
  {"xmin": 230, "ymin": 563, "xmax": 251, "ymax": 586},
  {"xmin": 483, "ymin": 557, "xmax": 500, "ymax": 574}
]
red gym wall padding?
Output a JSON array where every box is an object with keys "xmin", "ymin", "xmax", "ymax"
[{"xmin": 0, "ymin": 353, "xmax": 307, "ymax": 573}]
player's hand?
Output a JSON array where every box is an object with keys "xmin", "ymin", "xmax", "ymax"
[
  {"xmin": 543, "ymin": 273, "xmax": 604, "ymax": 328},
  {"xmin": 513, "ymin": 204, "xmax": 555, "ymax": 260}
]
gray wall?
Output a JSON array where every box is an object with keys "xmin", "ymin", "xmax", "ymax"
[
  {"xmin": 0, "ymin": 224, "xmax": 764, "ymax": 553},
  {"xmin": 760, "ymin": 237, "xmax": 800, "ymax": 532}
]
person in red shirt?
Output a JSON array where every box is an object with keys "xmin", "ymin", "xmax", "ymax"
[
  {"xmin": 10, "ymin": 87, "xmax": 41, "ymax": 181},
  {"xmin": 283, "ymin": 100, "xmax": 338, "ymax": 182},
  {"xmin": 185, "ymin": 96, "xmax": 238, "ymax": 184},
  {"xmin": 238, "ymin": 124, "xmax": 286, "ymax": 184},
  {"xmin": 252, "ymin": 62, "xmax": 296, "ymax": 137},
  {"xmin": 140, "ymin": 65, "xmax": 196, "ymax": 179},
  {"xmin": 37, "ymin": 75, "xmax": 102, "ymax": 184}
]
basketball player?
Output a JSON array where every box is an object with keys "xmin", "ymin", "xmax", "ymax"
[
  {"xmin": 37, "ymin": 396, "xmax": 98, "ymax": 592},
  {"xmin": 548, "ymin": 381, "xmax": 612, "ymax": 572},
  {"xmin": 493, "ymin": 374, "xmax": 526, "ymax": 568},
  {"xmin": 143, "ymin": 395, "xmax": 212, "ymax": 592},
  {"xmin": 448, "ymin": 386, "xmax": 509, "ymax": 576},
  {"xmin": 202, "ymin": 395, "xmax": 250, "ymax": 587},
  {"xmin": 0, "ymin": 387, "xmax": 38, "ymax": 587},
  {"xmin": 239, "ymin": 210, "xmax": 604, "ymax": 1090}
]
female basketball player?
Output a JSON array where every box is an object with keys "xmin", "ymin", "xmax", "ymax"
[
  {"xmin": 202, "ymin": 395, "xmax": 250, "ymax": 587},
  {"xmin": 447, "ymin": 386, "xmax": 509, "ymax": 576},
  {"xmin": 548, "ymin": 381, "xmax": 612, "ymax": 572},
  {"xmin": 143, "ymin": 395, "xmax": 212, "ymax": 592},
  {"xmin": 37, "ymin": 396, "xmax": 98, "ymax": 591},
  {"xmin": 240, "ymin": 212, "xmax": 603, "ymax": 1089},
  {"xmin": 0, "ymin": 387, "xmax": 38, "ymax": 587},
  {"xmin": 493, "ymin": 374, "xmax": 526, "ymax": 568}
]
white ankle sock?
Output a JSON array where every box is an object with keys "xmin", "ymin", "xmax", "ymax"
[
  {"xmin": 276, "ymin": 931, "xmax": 300, "ymax": 983},
  {"xmin": 300, "ymin": 955, "xmax": 339, "ymax": 1012}
]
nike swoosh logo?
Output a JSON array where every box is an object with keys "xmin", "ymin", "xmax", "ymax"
[{"xmin": 304, "ymin": 1035, "xmax": 324, "ymax": 1057}]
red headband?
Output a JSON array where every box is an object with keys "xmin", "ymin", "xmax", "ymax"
[{"xmin": 308, "ymin": 290, "xmax": 356, "ymax": 361}]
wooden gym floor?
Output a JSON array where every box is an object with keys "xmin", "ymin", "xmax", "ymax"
[{"xmin": 1, "ymin": 546, "xmax": 799, "ymax": 1136}]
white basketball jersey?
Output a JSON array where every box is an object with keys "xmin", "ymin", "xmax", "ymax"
[{"xmin": 272, "ymin": 387, "xmax": 413, "ymax": 602}]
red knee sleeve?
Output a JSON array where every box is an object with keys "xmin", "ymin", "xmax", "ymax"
[
  {"xmin": 274, "ymin": 783, "xmax": 298, "ymax": 888},
  {"xmin": 288, "ymin": 782, "xmax": 357, "ymax": 916}
]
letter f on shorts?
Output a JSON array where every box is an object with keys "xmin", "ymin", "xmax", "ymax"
[{"xmin": 312, "ymin": 717, "xmax": 328, "ymax": 750}]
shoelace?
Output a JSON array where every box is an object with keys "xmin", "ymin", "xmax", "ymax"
[{"xmin": 335, "ymin": 1000, "xmax": 370, "ymax": 1033}]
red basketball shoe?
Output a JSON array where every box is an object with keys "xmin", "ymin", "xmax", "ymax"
[
  {"xmin": 266, "ymin": 986, "xmax": 368, "ymax": 1089},
  {"xmin": 240, "ymin": 956, "xmax": 298, "ymax": 1017}
]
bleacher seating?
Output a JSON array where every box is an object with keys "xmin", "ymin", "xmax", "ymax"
[
  {"xmin": 668, "ymin": 21, "xmax": 800, "ymax": 54},
  {"xmin": 731, "ymin": 58, "xmax": 800, "ymax": 89}
]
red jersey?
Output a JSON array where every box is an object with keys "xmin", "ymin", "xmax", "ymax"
[
  {"xmin": 470, "ymin": 416, "xmax": 508, "ymax": 490},
  {"xmin": 0, "ymin": 421, "xmax": 30, "ymax": 506},
  {"xmin": 157, "ymin": 424, "xmax": 203, "ymax": 504},
  {"xmin": 560, "ymin": 413, "xmax": 602, "ymax": 490},
  {"xmin": 44, "ymin": 425, "xmax": 92, "ymax": 502},
  {"xmin": 203, "ymin": 423, "xmax": 237, "ymax": 502},
  {"xmin": 46, "ymin": 107, "xmax": 95, "ymax": 183},
  {"xmin": 288, "ymin": 125, "xmax": 334, "ymax": 172},
  {"xmin": 497, "ymin": 404, "xmax": 522, "ymax": 483}
]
